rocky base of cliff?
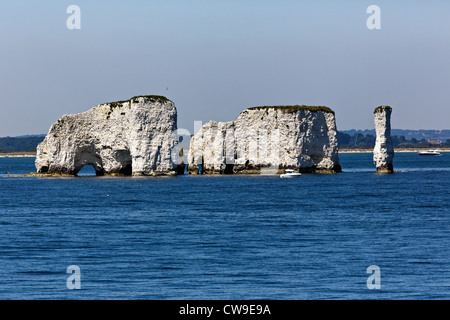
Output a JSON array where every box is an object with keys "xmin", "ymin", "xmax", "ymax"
[
  {"xmin": 376, "ymin": 164, "xmax": 394, "ymax": 174},
  {"xmin": 186, "ymin": 164, "xmax": 342, "ymax": 175}
]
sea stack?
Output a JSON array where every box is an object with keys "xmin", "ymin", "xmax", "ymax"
[
  {"xmin": 187, "ymin": 105, "xmax": 341, "ymax": 174},
  {"xmin": 373, "ymin": 106, "xmax": 394, "ymax": 173},
  {"xmin": 35, "ymin": 95, "xmax": 183, "ymax": 176}
]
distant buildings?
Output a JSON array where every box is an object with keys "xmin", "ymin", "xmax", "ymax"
[{"xmin": 428, "ymin": 138, "xmax": 443, "ymax": 147}]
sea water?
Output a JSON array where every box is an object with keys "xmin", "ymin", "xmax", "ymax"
[{"xmin": 0, "ymin": 153, "xmax": 449, "ymax": 299}]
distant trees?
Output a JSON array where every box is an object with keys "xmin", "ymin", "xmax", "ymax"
[
  {"xmin": 338, "ymin": 132, "xmax": 449, "ymax": 149},
  {"xmin": 0, "ymin": 136, "xmax": 45, "ymax": 152},
  {"xmin": 338, "ymin": 132, "xmax": 376, "ymax": 148}
]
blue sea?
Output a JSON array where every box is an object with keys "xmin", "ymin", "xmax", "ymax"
[{"xmin": 0, "ymin": 152, "xmax": 449, "ymax": 300}]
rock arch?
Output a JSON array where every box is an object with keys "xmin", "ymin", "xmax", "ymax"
[{"xmin": 35, "ymin": 96, "xmax": 181, "ymax": 176}]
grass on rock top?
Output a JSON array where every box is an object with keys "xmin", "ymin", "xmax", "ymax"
[
  {"xmin": 373, "ymin": 106, "xmax": 392, "ymax": 114},
  {"xmin": 105, "ymin": 95, "xmax": 171, "ymax": 109},
  {"xmin": 245, "ymin": 105, "xmax": 335, "ymax": 114}
]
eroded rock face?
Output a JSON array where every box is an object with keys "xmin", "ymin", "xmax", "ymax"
[
  {"xmin": 187, "ymin": 106, "xmax": 341, "ymax": 174},
  {"xmin": 373, "ymin": 106, "xmax": 394, "ymax": 173},
  {"xmin": 35, "ymin": 96, "xmax": 182, "ymax": 176}
]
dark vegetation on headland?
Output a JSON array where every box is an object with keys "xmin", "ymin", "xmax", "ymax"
[
  {"xmin": 0, "ymin": 135, "xmax": 45, "ymax": 153},
  {"xmin": 1, "ymin": 129, "xmax": 450, "ymax": 153},
  {"xmin": 338, "ymin": 130, "xmax": 450, "ymax": 149}
]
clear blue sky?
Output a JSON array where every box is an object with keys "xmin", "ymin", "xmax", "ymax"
[{"xmin": 1, "ymin": 0, "xmax": 449, "ymax": 136}]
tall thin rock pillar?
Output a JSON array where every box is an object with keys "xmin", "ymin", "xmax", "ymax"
[{"xmin": 373, "ymin": 106, "xmax": 394, "ymax": 173}]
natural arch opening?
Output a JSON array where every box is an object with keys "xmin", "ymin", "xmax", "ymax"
[
  {"xmin": 73, "ymin": 151, "xmax": 104, "ymax": 176},
  {"xmin": 77, "ymin": 164, "xmax": 98, "ymax": 176},
  {"xmin": 74, "ymin": 163, "xmax": 105, "ymax": 176}
]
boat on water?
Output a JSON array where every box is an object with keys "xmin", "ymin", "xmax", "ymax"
[
  {"xmin": 280, "ymin": 169, "xmax": 302, "ymax": 178},
  {"xmin": 418, "ymin": 149, "xmax": 441, "ymax": 156}
]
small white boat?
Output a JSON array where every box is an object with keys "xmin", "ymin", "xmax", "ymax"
[
  {"xmin": 418, "ymin": 149, "xmax": 441, "ymax": 156},
  {"xmin": 280, "ymin": 169, "xmax": 302, "ymax": 178}
]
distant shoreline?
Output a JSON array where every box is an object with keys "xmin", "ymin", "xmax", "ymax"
[
  {"xmin": 339, "ymin": 148, "xmax": 450, "ymax": 153},
  {"xmin": 0, "ymin": 152, "xmax": 36, "ymax": 158}
]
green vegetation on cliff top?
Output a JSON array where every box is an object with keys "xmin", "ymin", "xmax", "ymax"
[
  {"xmin": 373, "ymin": 106, "xmax": 392, "ymax": 114},
  {"xmin": 246, "ymin": 105, "xmax": 335, "ymax": 114},
  {"xmin": 130, "ymin": 95, "xmax": 170, "ymax": 102},
  {"xmin": 105, "ymin": 95, "xmax": 171, "ymax": 107}
]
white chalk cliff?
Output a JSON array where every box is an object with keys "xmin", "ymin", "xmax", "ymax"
[
  {"xmin": 187, "ymin": 106, "xmax": 341, "ymax": 174},
  {"xmin": 373, "ymin": 106, "xmax": 394, "ymax": 173},
  {"xmin": 35, "ymin": 95, "xmax": 182, "ymax": 176}
]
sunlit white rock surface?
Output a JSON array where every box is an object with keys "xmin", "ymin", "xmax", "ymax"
[
  {"xmin": 187, "ymin": 106, "xmax": 341, "ymax": 174},
  {"xmin": 373, "ymin": 106, "xmax": 394, "ymax": 173},
  {"xmin": 35, "ymin": 96, "xmax": 181, "ymax": 176}
]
